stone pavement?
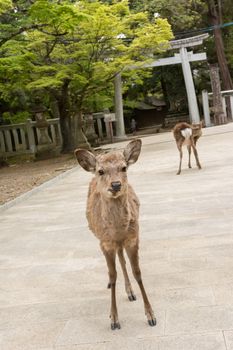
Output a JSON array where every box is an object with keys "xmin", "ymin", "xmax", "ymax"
[{"xmin": 1, "ymin": 123, "xmax": 233, "ymax": 350}]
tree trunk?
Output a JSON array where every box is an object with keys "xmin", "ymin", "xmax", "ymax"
[
  {"xmin": 208, "ymin": 0, "xmax": 233, "ymax": 90},
  {"xmin": 49, "ymin": 94, "xmax": 60, "ymax": 119},
  {"xmin": 207, "ymin": 0, "xmax": 233, "ymax": 118},
  {"xmin": 160, "ymin": 69, "xmax": 170, "ymax": 111},
  {"xmin": 57, "ymin": 80, "xmax": 74, "ymax": 153}
]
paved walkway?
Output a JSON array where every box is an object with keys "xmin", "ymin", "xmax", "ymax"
[{"xmin": 1, "ymin": 123, "xmax": 233, "ymax": 350}]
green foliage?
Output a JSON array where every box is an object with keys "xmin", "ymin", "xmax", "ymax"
[
  {"xmin": 29, "ymin": 0, "xmax": 85, "ymax": 32},
  {"xmin": 82, "ymin": 90, "xmax": 113, "ymax": 112},
  {"xmin": 3, "ymin": 111, "xmax": 30, "ymax": 124},
  {"xmin": 129, "ymin": 0, "xmax": 207, "ymax": 32},
  {"xmin": 0, "ymin": 0, "xmax": 12, "ymax": 15},
  {"xmin": 0, "ymin": 0, "xmax": 173, "ymax": 134},
  {"xmin": 22, "ymin": 0, "xmax": 172, "ymax": 107}
]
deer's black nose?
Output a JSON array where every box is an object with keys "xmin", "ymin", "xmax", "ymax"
[{"xmin": 111, "ymin": 181, "xmax": 121, "ymax": 192}]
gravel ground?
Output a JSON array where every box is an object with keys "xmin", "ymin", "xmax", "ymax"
[{"xmin": 0, "ymin": 155, "xmax": 77, "ymax": 205}]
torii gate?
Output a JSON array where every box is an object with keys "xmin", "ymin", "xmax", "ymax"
[{"xmin": 114, "ymin": 33, "xmax": 209, "ymax": 138}]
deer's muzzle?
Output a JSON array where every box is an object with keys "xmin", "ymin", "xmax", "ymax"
[{"xmin": 110, "ymin": 181, "xmax": 122, "ymax": 193}]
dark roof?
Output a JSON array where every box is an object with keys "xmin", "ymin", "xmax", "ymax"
[
  {"xmin": 135, "ymin": 96, "xmax": 166, "ymax": 110},
  {"xmin": 146, "ymin": 96, "xmax": 166, "ymax": 107}
]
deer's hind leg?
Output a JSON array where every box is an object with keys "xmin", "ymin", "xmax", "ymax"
[
  {"xmin": 187, "ymin": 145, "xmax": 192, "ymax": 168},
  {"xmin": 191, "ymin": 138, "xmax": 201, "ymax": 169},
  {"xmin": 176, "ymin": 140, "xmax": 184, "ymax": 175},
  {"xmin": 125, "ymin": 243, "xmax": 156, "ymax": 327},
  {"xmin": 118, "ymin": 247, "xmax": 136, "ymax": 301}
]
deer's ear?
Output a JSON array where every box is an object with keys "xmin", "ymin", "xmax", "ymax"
[
  {"xmin": 75, "ymin": 149, "xmax": 96, "ymax": 173},
  {"xmin": 123, "ymin": 139, "xmax": 142, "ymax": 166}
]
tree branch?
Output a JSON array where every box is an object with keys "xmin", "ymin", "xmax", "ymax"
[
  {"xmin": 37, "ymin": 29, "xmax": 69, "ymax": 37},
  {"xmin": 0, "ymin": 24, "xmax": 48, "ymax": 47}
]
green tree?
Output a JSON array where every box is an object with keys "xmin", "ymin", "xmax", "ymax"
[
  {"xmin": 0, "ymin": 0, "xmax": 172, "ymax": 151},
  {"xmin": 26, "ymin": 0, "xmax": 172, "ymax": 150}
]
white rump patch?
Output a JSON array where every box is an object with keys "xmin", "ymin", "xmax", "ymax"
[{"xmin": 181, "ymin": 128, "xmax": 192, "ymax": 139}]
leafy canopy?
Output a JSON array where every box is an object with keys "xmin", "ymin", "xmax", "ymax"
[{"xmin": 0, "ymin": 0, "xmax": 173, "ymax": 124}]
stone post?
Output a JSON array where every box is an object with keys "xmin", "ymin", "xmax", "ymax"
[
  {"xmin": 35, "ymin": 113, "xmax": 52, "ymax": 146},
  {"xmin": 32, "ymin": 103, "xmax": 55, "ymax": 158},
  {"xmin": 209, "ymin": 64, "xmax": 227, "ymax": 125},
  {"xmin": 104, "ymin": 112, "xmax": 115, "ymax": 143},
  {"xmin": 93, "ymin": 113, "xmax": 104, "ymax": 139},
  {"xmin": 26, "ymin": 119, "xmax": 36, "ymax": 154},
  {"xmin": 74, "ymin": 112, "xmax": 91, "ymax": 150},
  {"xmin": 202, "ymin": 90, "xmax": 212, "ymax": 127},
  {"xmin": 83, "ymin": 114, "xmax": 98, "ymax": 146},
  {"xmin": 222, "ymin": 96, "xmax": 227, "ymax": 117},
  {"xmin": 97, "ymin": 118, "xmax": 103, "ymax": 139},
  {"xmin": 230, "ymin": 95, "xmax": 233, "ymax": 121}
]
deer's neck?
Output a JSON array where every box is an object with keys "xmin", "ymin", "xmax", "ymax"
[
  {"xmin": 87, "ymin": 180, "xmax": 139, "ymax": 241},
  {"xmin": 101, "ymin": 192, "xmax": 129, "ymax": 215},
  {"xmin": 100, "ymin": 191, "xmax": 131, "ymax": 230}
]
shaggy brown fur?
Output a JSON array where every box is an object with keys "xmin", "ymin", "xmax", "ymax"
[{"xmin": 75, "ymin": 139, "xmax": 156, "ymax": 330}]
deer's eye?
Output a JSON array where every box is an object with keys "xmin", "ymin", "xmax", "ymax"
[
  {"xmin": 98, "ymin": 169, "xmax": 104, "ymax": 176},
  {"xmin": 122, "ymin": 166, "xmax": 127, "ymax": 172}
]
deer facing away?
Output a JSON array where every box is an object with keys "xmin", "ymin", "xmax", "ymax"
[
  {"xmin": 173, "ymin": 121, "xmax": 203, "ymax": 175},
  {"xmin": 75, "ymin": 139, "xmax": 156, "ymax": 330}
]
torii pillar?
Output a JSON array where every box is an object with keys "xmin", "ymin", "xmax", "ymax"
[
  {"xmin": 114, "ymin": 73, "xmax": 126, "ymax": 138},
  {"xmin": 170, "ymin": 34, "xmax": 209, "ymax": 124}
]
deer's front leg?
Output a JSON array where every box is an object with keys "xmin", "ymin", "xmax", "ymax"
[
  {"xmin": 125, "ymin": 244, "xmax": 156, "ymax": 327},
  {"xmin": 118, "ymin": 248, "xmax": 136, "ymax": 301},
  {"xmin": 101, "ymin": 246, "xmax": 120, "ymax": 330}
]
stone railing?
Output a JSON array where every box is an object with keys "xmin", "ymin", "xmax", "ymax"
[
  {"xmin": 0, "ymin": 118, "xmax": 62, "ymax": 157},
  {"xmin": 202, "ymin": 89, "xmax": 233, "ymax": 127}
]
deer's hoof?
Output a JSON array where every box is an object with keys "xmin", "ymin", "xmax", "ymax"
[
  {"xmin": 128, "ymin": 293, "xmax": 136, "ymax": 301},
  {"xmin": 111, "ymin": 322, "xmax": 121, "ymax": 330},
  {"xmin": 107, "ymin": 282, "xmax": 111, "ymax": 289},
  {"xmin": 148, "ymin": 318, "xmax": 157, "ymax": 327},
  {"xmin": 176, "ymin": 172, "xmax": 181, "ymax": 175}
]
